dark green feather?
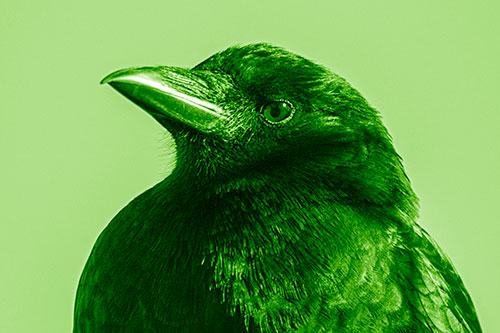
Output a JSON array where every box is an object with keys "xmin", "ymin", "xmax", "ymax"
[{"xmin": 74, "ymin": 43, "xmax": 481, "ymax": 332}]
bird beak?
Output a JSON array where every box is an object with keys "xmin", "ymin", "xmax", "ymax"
[{"xmin": 101, "ymin": 67, "xmax": 227, "ymax": 133}]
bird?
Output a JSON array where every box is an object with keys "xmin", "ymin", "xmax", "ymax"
[{"xmin": 74, "ymin": 43, "xmax": 482, "ymax": 332}]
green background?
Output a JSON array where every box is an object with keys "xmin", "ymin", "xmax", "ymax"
[{"xmin": 2, "ymin": 0, "xmax": 499, "ymax": 331}]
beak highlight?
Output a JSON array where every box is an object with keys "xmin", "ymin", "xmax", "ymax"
[{"xmin": 101, "ymin": 67, "xmax": 227, "ymax": 133}]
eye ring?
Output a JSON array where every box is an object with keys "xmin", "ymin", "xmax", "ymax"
[{"xmin": 260, "ymin": 101, "xmax": 295, "ymax": 124}]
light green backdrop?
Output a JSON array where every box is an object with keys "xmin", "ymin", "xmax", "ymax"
[{"xmin": 2, "ymin": 0, "xmax": 499, "ymax": 332}]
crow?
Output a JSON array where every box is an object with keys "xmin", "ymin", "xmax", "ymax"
[{"xmin": 74, "ymin": 43, "xmax": 482, "ymax": 332}]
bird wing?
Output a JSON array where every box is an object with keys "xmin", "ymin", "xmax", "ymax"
[{"xmin": 397, "ymin": 224, "xmax": 482, "ymax": 333}]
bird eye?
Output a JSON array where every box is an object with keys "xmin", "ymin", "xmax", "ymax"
[{"xmin": 261, "ymin": 101, "xmax": 294, "ymax": 124}]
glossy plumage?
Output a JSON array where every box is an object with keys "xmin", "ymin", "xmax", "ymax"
[{"xmin": 74, "ymin": 43, "xmax": 481, "ymax": 332}]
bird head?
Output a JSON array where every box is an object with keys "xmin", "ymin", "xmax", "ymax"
[{"xmin": 102, "ymin": 43, "xmax": 416, "ymax": 213}]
